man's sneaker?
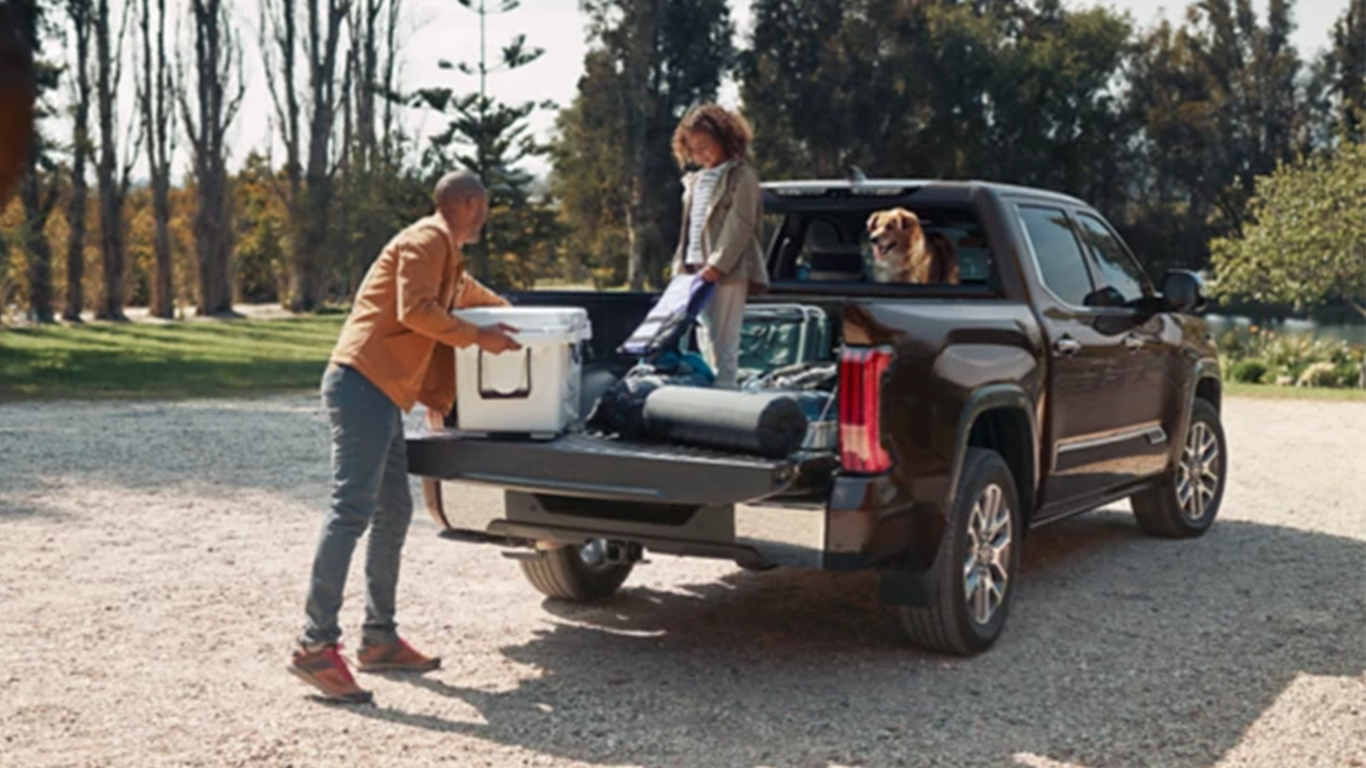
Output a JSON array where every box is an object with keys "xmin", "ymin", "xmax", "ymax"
[
  {"xmin": 357, "ymin": 638, "xmax": 442, "ymax": 673},
  {"xmin": 288, "ymin": 644, "xmax": 374, "ymax": 704}
]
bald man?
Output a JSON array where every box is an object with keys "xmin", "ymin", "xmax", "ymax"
[
  {"xmin": 289, "ymin": 171, "xmax": 520, "ymax": 704},
  {"xmin": 0, "ymin": 1, "xmax": 35, "ymax": 206}
]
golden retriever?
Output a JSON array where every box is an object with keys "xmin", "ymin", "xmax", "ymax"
[{"xmin": 867, "ymin": 207, "xmax": 960, "ymax": 285}]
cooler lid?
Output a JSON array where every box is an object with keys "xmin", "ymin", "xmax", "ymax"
[{"xmin": 453, "ymin": 306, "xmax": 592, "ymax": 345}]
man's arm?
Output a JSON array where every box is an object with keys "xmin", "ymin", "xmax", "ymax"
[{"xmin": 394, "ymin": 226, "xmax": 483, "ymax": 348}]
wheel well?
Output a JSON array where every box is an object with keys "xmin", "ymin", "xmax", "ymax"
[
  {"xmin": 1196, "ymin": 377, "xmax": 1221, "ymax": 412},
  {"xmin": 967, "ymin": 407, "xmax": 1035, "ymax": 521}
]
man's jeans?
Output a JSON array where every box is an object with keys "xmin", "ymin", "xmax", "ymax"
[{"xmin": 301, "ymin": 364, "xmax": 413, "ymax": 648}]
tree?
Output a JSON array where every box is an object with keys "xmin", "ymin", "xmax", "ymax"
[
  {"xmin": 1319, "ymin": 0, "xmax": 1364, "ymax": 142},
  {"xmin": 1209, "ymin": 141, "xmax": 1366, "ymax": 317},
  {"xmin": 137, "ymin": 0, "xmax": 175, "ymax": 318},
  {"xmin": 14, "ymin": 0, "xmax": 61, "ymax": 323},
  {"xmin": 93, "ymin": 0, "xmax": 137, "ymax": 321},
  {"xmin": 63, "ymin": 0, "xmax": 94, "ymax": 321},
  {"xmin": 262, "ymin": 0, "xmax": 348, "ymax": 312},
  {"xmin": 181, "ymin": 0, "xmax": 245, "ymax": 316},
  {"xmin": 416, "ymin": 0, "xmax": 551, "ymax": 286},
  {"xmin": 557, "ymin": 0, "xmax": 733, "ymax": 290}
]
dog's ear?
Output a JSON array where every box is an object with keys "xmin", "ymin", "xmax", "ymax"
[{"xmin": 892, "ymin": 207, "xmax": 920, "ymax": 231}]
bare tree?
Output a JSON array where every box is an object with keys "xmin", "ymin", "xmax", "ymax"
[
  {"xmin": 262, "ymin": 0, "xmax": 348, "ymax": 312},
  {"xmin": 137, "ymin": 0, "xmax": 175, "ymax": 318},
  {"xmin": 63, "ymin": 0, "xmax": 94, "ymax": 322},
  {"xmin": 92, "ymin": 0, "xmax": 137, "ymax": 321},
  {"xmin": 181, "ymin": 0, "xmax": 245, "ymax": 317},
  {"xmin": 20, "ymin": 136, "xmax": 60, "ymax": 323}
]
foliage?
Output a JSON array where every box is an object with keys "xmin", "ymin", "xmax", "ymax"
[
  {"xmin": 1228, "ymin": 359, "xmax": 1268, "ymax": 384},
  {"xmin": 1218, "ymin": 326, "xmax": 1364, "ymax": 388},
  {"xmin": 551, "ymin": 0, "xmax": 734, "ymax": 290},
  {"xmin": 1209, "ymin": 141, "xmax": 1366, "ymax": 316}
]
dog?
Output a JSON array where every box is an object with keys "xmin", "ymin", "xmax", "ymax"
[{"xmin": 867, "ymin": 207, "xmax": 960, "ymax": 285}]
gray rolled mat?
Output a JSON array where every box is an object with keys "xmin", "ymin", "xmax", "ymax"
[{"xmin": 641, "ymin": 386, "xmax": 810, "ymax": 458}]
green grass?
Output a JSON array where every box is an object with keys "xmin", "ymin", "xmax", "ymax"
[
  {"xmin": 4, "ymin": 316, "xmax": 1365, "ymax": 403},
  {"xmin": 0, "ymin": 316, "xmax": 346, "ymax": 401},
  {"xmin": 1226, "ymin": 381, "xmax": 1366, "ymax": 402}
]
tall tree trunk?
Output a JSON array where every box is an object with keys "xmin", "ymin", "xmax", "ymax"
[
  {"xmin": 139, "ymin": 0, "xmax": 174, "ymax": 318},
  {"xmin": 93, "ymin": 0, "xmax": 127, "ymax": 321},
  {"xmin": 20, "ymin": 142, "xmax": 57, "ymax": 323},
  {"xmin": 289, "ymin": 0, "xmax": 346, "ymax": 312},
  {"xmin": 64, "ymin": 0, "xmax": 93, "ymax": 322},
  {"xmin": 261, "ymin": 0, "xmax": 303, "ymax": 308},
  {"xmin": 182, "ymin": 0, "xmax": 243, "ymax": 317}
]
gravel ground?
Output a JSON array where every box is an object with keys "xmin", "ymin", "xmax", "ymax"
[{"xmin": 0, "ymin": 395, "xmax": 1362, "ymax": 768}]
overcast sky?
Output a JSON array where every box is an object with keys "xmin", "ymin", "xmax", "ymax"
[{"xmin": 208, "ymin": 0, "xmax": 1357, "ymax": 178}]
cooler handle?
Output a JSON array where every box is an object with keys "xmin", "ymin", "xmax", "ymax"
[{"xmin": 477, "ymin": 348, "xmax": 532, "ymax": 399}]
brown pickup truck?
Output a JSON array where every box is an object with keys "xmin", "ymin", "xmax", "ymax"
[{"xmin": 408, "ymin": 179, "xmax": 1227, "ymax": 655}]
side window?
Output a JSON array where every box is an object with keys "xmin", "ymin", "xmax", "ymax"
[
  {"xmin": 1018, "ymin": 205, "xmax": 1093, "ymax": 306},
  {"xmin": 1076, "ymin": 213, "xmax": 1149, "ymax": 303}
]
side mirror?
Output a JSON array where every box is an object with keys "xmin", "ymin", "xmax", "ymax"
[{"xmin": 1161, "ymin": 270, "xmax": 1205, "ymax": 314}]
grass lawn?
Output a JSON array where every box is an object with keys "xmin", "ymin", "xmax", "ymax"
[
  {"xmin": 1225, "ymin": 381, "xmax": 1366, "ymax": 402},
  {"xmin": 4, "ymin": 315, "xmax": 1365, "ymax": 403},
  {"xmin": 0, "ymin": 316, "xmax": 345, "ymax": 401}
]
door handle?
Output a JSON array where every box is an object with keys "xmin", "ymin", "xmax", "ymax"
[
  {"xmin": 1054, "ymin": 336, "xmax": 1081, "ymax": 357},
  {"xmin": 1124, "ymin": 333, "xmax": 1145, "ymax": 351}
]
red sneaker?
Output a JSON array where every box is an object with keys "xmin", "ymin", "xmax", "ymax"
[
  {"xmin": 288, "ymin": 644, "xmax": 374, "ymax": 703},
  {"xmin": 357, "ymin": 638, "xmax": 442, "ymax": 673}
]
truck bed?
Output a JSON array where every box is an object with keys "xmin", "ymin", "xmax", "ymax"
[{"xmin": 407, "ymin": 430, "xmax": 830, "ymax": 506}]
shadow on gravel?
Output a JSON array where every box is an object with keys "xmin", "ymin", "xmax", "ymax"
[{"xmin": 353, "ymin": 510, "xmax": 1365, "ymax": 768}]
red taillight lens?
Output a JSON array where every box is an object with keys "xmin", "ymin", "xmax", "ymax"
[{"xmin": 839, "ymin": 346, "xmax": 894, "ymax": 474}]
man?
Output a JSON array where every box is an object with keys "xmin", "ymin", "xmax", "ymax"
[{"xmin": 288, "ymin": 170, "xmax": 520, "ymax": 704}]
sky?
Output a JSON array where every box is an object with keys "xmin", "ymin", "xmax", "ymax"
[{"xmin": 207, "ymin": 0, "xmax": 1358, "ymax": 179}]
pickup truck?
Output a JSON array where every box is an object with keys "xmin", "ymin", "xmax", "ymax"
[{"xmin": 408, "ymin": 179, "xmax": 1227, "ymax": 655}]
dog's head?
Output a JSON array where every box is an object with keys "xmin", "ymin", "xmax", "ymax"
[{"xmin": 867, "ymin": 207, "xmax": 924, "ymax": 264}]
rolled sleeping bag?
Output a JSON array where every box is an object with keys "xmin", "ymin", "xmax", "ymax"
[{"xmin": 641, "ymin": 386, "xmax": 809, "ymax": 458}]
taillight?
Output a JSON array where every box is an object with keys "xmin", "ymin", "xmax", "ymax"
[{"xmin": 839, "ymin": 346, "xmax": 894, "ymax": 474}]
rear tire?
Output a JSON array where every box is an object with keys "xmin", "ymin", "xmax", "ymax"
[
  {"xmin": 519, "ymin": 541, "xmax": 633, "ymax": 601},
  {"xmin": 1131, "ymin": 398, "xmax": 1226, "ymax": 538},
  {"xmin": 898, "ymin": 448, "xmax": 1022, "ymax": 656}
]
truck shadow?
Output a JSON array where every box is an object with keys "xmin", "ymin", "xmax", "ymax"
[{"xmin": 354, "ymin": 511, "xmax": 1364, "ymax": 768}]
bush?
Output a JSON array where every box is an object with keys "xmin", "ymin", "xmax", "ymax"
[
  {"xmin": 1229, "ymin": 359, "xmax": 1269, "ymax": 384},
  {"xmin": 1297, "ymin": 361, "xmax": 1342, "ymax": 388}
]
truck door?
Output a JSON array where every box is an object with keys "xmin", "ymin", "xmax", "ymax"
[{"xmin": 1014, "ymin": 204, "xmax": 1164, "ymax": 510}]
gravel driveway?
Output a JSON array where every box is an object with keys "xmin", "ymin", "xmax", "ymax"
[{"xmin": 1, "ymin": 395, "xmax": 1362, "ymax": 768}]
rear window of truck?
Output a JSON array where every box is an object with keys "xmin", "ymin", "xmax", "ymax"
[{"xmin": 763, "ymin": 204, "xmax": 995, "ymax": 289}]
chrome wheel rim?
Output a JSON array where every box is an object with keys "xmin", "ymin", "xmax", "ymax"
[
  {"xmin": 1176, "ymin": 421, "xmax": 1220, "ymax": 523},
  {"xmin": 963, "ymin": 483, "xmax": 1012, "ymax": 626}
]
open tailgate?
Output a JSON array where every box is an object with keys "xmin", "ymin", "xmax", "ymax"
[{"xmin": 407, "ymin": 432, "xmax": 802, "ymax": 506}]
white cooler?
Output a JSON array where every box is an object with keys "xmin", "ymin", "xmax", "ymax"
[{"xmin": 451, "ymin": 306, "xmax": 592, "ymax": 437}]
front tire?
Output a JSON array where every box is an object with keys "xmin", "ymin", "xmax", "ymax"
[
  {"xmin": 898, "ymin": 448, "xmax": 1022, "ymax": 655},
  {"xmin": 519, "ymin": 540, "xmax": 633, "ymax": 601},
  {"xmin": 1131, "ymin": 398, "xmax": 1227, "ymax": 538}
]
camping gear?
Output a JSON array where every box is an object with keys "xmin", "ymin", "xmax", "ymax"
[
  {"xmin": 451, "ymin": 307, "xmax": 592, "ymax": 437},
  {"xmin": 618, "ymin": 273, "xmax": 716, "ymax": 359},
  {"xmin": 641, "ymin": 387, "xmax": 809, "ymax": 458}
]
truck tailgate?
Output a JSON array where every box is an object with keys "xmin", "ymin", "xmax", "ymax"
[{"xmin": 407, "ymin": 432, "xmax": 803, "ymax": 506}]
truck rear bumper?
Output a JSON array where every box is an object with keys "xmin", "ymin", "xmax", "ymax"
[{"xmin": 423, "ymin": 480, "xmax": 829, "ymax": 570}]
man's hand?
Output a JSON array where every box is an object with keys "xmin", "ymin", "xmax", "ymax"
[
  {"xmin": 425, "ymin": 406, "xmax": 446, "ymax": 433},
  {"xmin": 700, "ymin": 265, "xmax": 723, "ymax": 283},
  {"xmin": 476, "ymin": 322, "xmax": 522, "ymax": 353}
]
